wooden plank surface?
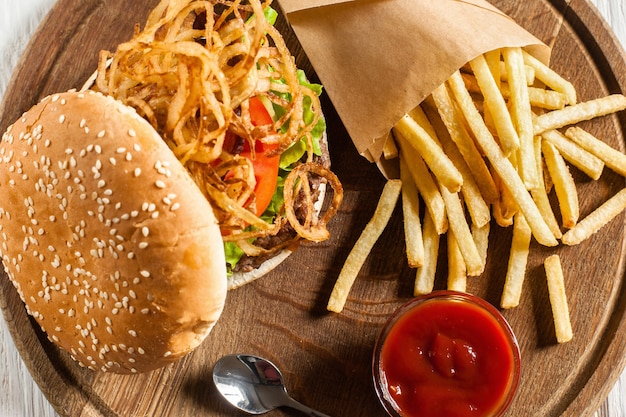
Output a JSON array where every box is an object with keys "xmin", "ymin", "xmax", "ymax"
[{"xmin": 1, "ymin": 0, "xmax": 626, "ymax": 416}]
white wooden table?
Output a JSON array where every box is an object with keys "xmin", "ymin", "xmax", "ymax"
[{"xmin": 0, "ymin": 1, "xmax": 625, "ymax": 416}]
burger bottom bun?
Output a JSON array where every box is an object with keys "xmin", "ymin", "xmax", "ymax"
[{"xmin": 0, "ymin": 90, "xmax": 227, "ymax": 374}]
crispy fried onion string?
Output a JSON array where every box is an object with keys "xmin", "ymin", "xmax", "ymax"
[
  {"xmin": 92, "ymin": 0, "xmax": 342, "ymax": 247},
  {"xmin": 284, "ymin": 162, "xmax": 343, "ymax": 242}
]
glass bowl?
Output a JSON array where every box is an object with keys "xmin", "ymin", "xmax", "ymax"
[{"xmin": 372, "ymin": 290, "xmax": 521, "ymax": 417}]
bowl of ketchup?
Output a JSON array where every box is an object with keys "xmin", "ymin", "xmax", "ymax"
[{"xmin": 373, "ymin": 290, "xmax": 521, "ymax": 417}]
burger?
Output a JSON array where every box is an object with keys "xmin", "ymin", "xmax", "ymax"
[{"xmin": 0, "ymin": 0, "xmax": 342, "ymax": 374}]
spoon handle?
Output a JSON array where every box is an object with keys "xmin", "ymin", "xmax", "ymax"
[{"xmin": 283, "ymin": 396, "xmax": 333, "ymax": 417}]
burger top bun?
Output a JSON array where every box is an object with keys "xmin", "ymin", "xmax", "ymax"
[{"xmin": 0, "ymin": 90, "xmax": 228, "ymax": 374}]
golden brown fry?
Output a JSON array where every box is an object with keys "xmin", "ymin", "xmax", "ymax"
[
  {"xmin": 533, "ymin": 95, "xmax": 626, "ymax": 135},
  {"xmin": 472, "ymin": 221, "xmax": 490, "ymax": 268},
  {"xmin": 503, "ymin": 47, "xmax": 540, "ymax": 191},
  {"xmin": 485, "ymin": 49, "xmax": 502, "ymax": 88},
  {"xmin": 447, "ymin": 70, "xmax": 558, "ymax": 246},
  {"xmin": 522, "ymin": 50, "xmax": 577, "ymax": 105},
  {"xmin": 565, "ymin": 126, "xmax": 626, "ymax": 177},
  {"xmin": 393, "ymin": 115, "xmax": 463, "ymax": 192},
  {"xmin": 395, "ymin": 132, "xmax": 448, "ymax": 235},
  {"xmin": 542, "ymin": 140, "xmax": 579, "ymax": 229},
  {"xmin": 470, "ymin": 53, "xmax": 519, "ymax": 155},
  {"xmin": 327, "ymin": 180, "xmax": 402, "ymax": 313},
  {"xmin": 421, "ymin": 101, "xmax": 491, "ymax": 228},
  {"xmin": 541, "ymin": 129, "xmax": 604, "ymax": 180},
  {"xmin": 526, "ymin": 87, "xmax": 568, "ymax": 110},
  {"xmin": 499, "ymin": 60, "xmax": 536, "ymax": 85},
  {"xmin": 501, "ymin": 213, "xmax": 532, "ymax": 309},
  {"xmin": 439, "ymin": 184, "xmax": 484, "ymax": 276},
  {"xmin": 447, "ymin": 232, "xmax": 467, "ymax": 292},
  {"xmin": 415, "ymin": 210, "xmax": 440, "ymax": 296},
  {"xmin": 428, "ymin": 87, "xmax": 499, "ymax": 205},
  {"xmin": 399, "ymin": 155, "xmax": 425, "ymax": 268},
  {"xmin": 490, "ymin": 165, "xmax": 516, "ymax": 228},
  {"xmin": 544, "ymin": 254, "xmax": 573, "ymax": 343},
  {"xmin": 562, "ymin": 188, "xmax": 626, "ymax": 245},
  {"xmin": 462, "ymin": 73, "xmax": 567, "ymax": 110},
  {"xmin": 381, "ymin": 132, "xmax": 398, "ymax": 159},
  {"xmin": 531, "ymin": 136, "xmax": 563, "ymax": 239},
  {"xmin": 408, "ymin": 105, "xmax": 439, "ymax": 141}
]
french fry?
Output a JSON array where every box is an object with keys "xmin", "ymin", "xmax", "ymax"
[
  {"xmin": 399, "ymin": 155, "xmax": 424, "ymax": 268},
  {"xmin": 462, "ymin": 73, "xmax": 567, "ymax": 110},
  {"xmin": 491, "ymin": 166, "xmax": 516, "ymax": 227},
  {"xmin": 327, "ymin": 180, "xmax": 402, "ymax": 313},
  {"xmin": 522, "ymin": 50, "xmax": 577, "ymax": 105},
  {"xmin": 382, "ymin": 132, "xmax": 398, "ymax": 159},
  {"xmin": 544, "ymin": 254, "xmax": 573, "ymax": 343},
  {"xmin": 499, "ymin": 59, "xmax": 536, "ymax": 85},
  {"xmin": 565, "ymin": 126, "xmax": 626, "ymax": 177},
  {"xmin": 541, "ymin": 129, "xmax": 604, "ymax": 180},
  {"xmin": 470, "ymin": 53, "xmax": 519, "ymax": 155},
  {"xmin": 439, "ymin": 184, "xmax": 484, "ymax": 276},
  {"xmin": 501, "ymin": 213, "xmax": 532, "ymax": 309},
  {"xmin": 393, "ymin": 114, "xmax": 463, "ymax": 192},
  {"xmin": 447, "ymin": 70, "xmax": 558, "ymax": 247},
  {"xmin": 504, "ymin": 47, "xmax": 540, "ymax": 191},
  {"xmin": 447, "ymin": 232, "xmax": 467, "ymax": 292},
  {"xmin": 533, "ymin": 94, "xmax": 626, "ymax": 135},
  {"xmin": 395, "ymin": 134, "xmax": 448, "ymax": 234},
  {"xmin": 408, "ymin": 105, "xmax": 439, "ymax": 140},
  {"xmin": 421, "ymin": 100, "xmax": 491, "ymax": 228},
  {"xmin": 562, "ymin": 188, "xmax": 626, "ymax": 245},
  {"xmin": 531, "ymin": 136, "xmax": 563, "ymax": 239},
  {"xmin": 542, "ymin": 140, "xmax": 579, "ymax": 229},
  {"xmin": 526, "ymin": 87, "xmax": 568, "ymax": 110},
  {"xmin": 485, "ymin": 49, "xmax": 502, "ymax": 88},
  {"xmin": 472, "ymin": 221, "xmax": 490, "ymax": 267},
  {"xmin": 415, "ymin": 210, "xmax": 440, "ymax": 296},
  {"xmin": 429, "ymin": 86, "xmax": 499, "ymax": 205}
]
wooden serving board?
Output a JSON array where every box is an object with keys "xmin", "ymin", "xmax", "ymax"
[{"xmin": 1, "ymin": 0, "xmax": 626, "ymax": 416}]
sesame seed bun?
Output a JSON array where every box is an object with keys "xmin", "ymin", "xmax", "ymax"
[{"xmin": 0, "ymin": 90, "xmax": 227, "ymax": 374}]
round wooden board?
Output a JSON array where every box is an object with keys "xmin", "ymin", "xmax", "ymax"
[{"xmin": 1, "ymin": 0, "xmax": 626, "ymax": 416}]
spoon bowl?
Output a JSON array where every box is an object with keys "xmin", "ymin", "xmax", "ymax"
[{"xmin": 213, "ymin": 354, "xmax": 331, "ymax": 416}]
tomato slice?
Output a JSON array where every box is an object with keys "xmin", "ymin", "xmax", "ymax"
[
  {"xmin": 248, "ymin": 95, "xmax": 274, "ymax": 126},
  {"xmin": 218, "ymin": 97, "xmax": 280, "ymax": 217},
  {"xmin": 242, "ymin": 97, "xmax": 280, "ymax": 216}
]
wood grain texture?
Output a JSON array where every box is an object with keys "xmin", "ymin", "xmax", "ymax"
[{"xmin": 0, "ymin": 0, "xmax": 626, "ymax": 417}]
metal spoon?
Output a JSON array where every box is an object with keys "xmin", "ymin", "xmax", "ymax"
[{"xmin": 213, "ymin": 354, "xmax": 332, "ymax": 416}]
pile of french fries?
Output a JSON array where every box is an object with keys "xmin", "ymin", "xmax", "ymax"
[{"xmin": 328, "ymin": 46, "xmax": 626, "ymax": 344}]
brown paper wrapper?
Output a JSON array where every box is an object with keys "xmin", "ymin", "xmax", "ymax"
[{"xmin": 277, "ymin": 0, "xmax": 550, "ymax": 165}]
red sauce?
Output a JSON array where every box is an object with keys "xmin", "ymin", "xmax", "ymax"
[{"xmin": 375, "ymin": 292, "xmax": 519, "ymax": 417}]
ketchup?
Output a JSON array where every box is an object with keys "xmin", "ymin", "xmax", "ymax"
[{"xmin": 373, "ymin": 291, "xmax": 520, "ymax": 417}]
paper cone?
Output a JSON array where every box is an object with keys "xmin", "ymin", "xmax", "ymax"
[{"xmin": 277, "ymin": 0, "xmax": 550, "ymax": 163}]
